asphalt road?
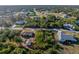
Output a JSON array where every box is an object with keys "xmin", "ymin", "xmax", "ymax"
[{"xmin": 0, "ymin": 27, "xmax": 79, "ymax": 33}]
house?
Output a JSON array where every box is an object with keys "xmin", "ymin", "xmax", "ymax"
[
  {"xmin": 75, "ymin": 20, "xmax": 79, "ymax": 26},
  {"xmin": 21, "ymin": 32, "xmax": 35, "ymax": 39},
  {"xmin": 63, "ymin": 23, "xmax": 74, "ymax": 30},
  {"xmin": 21, "ymin": 31, "xmax": 35, "ymax": 48},
  {"xmin": 59, "ymin": 32, "xmax": 77, "ymax": 44},
  {"xmin": 20, "ymin": 28, "xmax": 35, "ymax": 47},
  {"xmin": 15, "ymin": 20, "xmax": 26, "ymax": 25}
]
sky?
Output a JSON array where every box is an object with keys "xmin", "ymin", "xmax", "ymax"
[{"xmin": 0, "ymin": 0, "xmax": 79, "ymax": 5}]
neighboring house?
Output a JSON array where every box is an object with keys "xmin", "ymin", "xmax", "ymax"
[
  {"xmin": 75, "ymin": 20, "xmax": 79, "ymax": 26},
  {"xmin": 63, "ymin": 23, "xmax": 74, "ymax": 30},
  {"xmin": 16, "ymin": 20, "xmax": 26, "ymax": 25},
  {"xmin": 34, "ymin": 16, "xmax": 40, "ymax": 21},
  {"xmin": 58, "ymin": 32, "xmax": 77, "ymax": 44},
  {"xmin": 63, "ymin": 14, "xmax": 70, "ymax": 18}
]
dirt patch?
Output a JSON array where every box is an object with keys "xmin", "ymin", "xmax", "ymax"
[{"xmin": 61, "ymin": 44, "xmax": 79, "ymax": 54}]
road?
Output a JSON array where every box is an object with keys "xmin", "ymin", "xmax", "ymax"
[{"xmin": 0, "ymin": 27, "xmax": 79, "ymax": 33}]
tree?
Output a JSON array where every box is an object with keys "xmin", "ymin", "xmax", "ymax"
[
  {"xmin": 43, "ymin": 48, "xmax": 58, "ymax": 54},
  {"xmin": 35, "ymin": 30, "xmax": 44, "ymax": 44},
  {"xmin": 10, "ymin": 47, "xmax": 27, "ymax": 54},
  {"xmin": 8, "ymin": 31, "xmax": 16, "ymax": 40},
  {"xmin": 14, "ymin": 36, "xmax": 22, "ymax": 43}
]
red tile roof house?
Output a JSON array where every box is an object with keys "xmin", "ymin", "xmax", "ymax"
[{"xmin": 20, "ymin": 31, "xmax": 35, "ymax": 48}]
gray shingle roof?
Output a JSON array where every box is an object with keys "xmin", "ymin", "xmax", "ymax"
[{"xmin": 60, "ymin": 32, "xmax": 77, "ymax": 43}]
